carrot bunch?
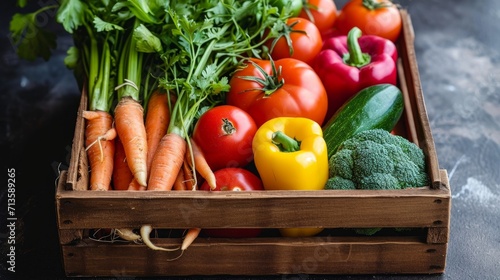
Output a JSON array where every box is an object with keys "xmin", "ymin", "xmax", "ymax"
[{"xmin": 11, "ymin": 0, "xmax": 290, "ymax": 254}]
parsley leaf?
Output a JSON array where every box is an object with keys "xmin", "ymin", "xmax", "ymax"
[
  {"xmin": 93, "ymin": 16, "xmax": 124, "ymax": 32},
  {"xmin": 9, "ymin": 13, "xmax": 57, "ymax": 61},
  {"xmin": 56, "ymin": 0, "xmax": 87, "ymax": 33}
]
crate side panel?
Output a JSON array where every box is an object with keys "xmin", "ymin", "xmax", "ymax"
[
  {"xmin": 427, "ymin": 170, "xmax": 451, "ymax": 244},
  {"xmin": 67, "ymin": 89, "xmax": 88, "ymax": 191},
  {"xmin": 399, "ymin": 10, "xmax": 443, "ymax": 189},
  {"xmin": 61, "ymin": 237, "xmax": 446, "ymax": 276},
  {"xmin": 56, "ymin": 188, "xmax": 450, "ymax": 229}
]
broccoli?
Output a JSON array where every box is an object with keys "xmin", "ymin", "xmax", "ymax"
[
  {"xmin": 325, "ymin": 129, "xmax": 429, "ymax": 236},
  {"xmin": 326, "ymin": 129, "xmax": 429, "ymax": 190}
]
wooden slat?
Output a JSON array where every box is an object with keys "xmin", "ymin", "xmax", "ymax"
[
  {"xmin": 426, "ymin": 170, "xmax": 451, "ymax": 244},
  {"xmin": 61, "ymin": 236, "xmax": 446, "ymax": 276},
  {"xmin": 56, "ymin": 171, "xmax": 84, "ymax": 245},
  {"xmin": 56, "ymin": 181, "xmax": 450, "ymax": 229},
  {"xmin": 399, "ymin": 10, "xmax": 443, "ymax": 189},
  {"xmin": 398, "ymin": 58, "xmax": 419, "ymax": 146},
  {"xmin": 66, "ymin": 86, "xmax": 88, "ymax": 191}
]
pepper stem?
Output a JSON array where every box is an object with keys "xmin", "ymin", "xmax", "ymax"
[
  {"xmin": 343, "ymin": 27, "xmax": 371, "ymax": 68},
  {"xmin": 272, "ymin": 131, "xmax": 301, "ymax": 153}
]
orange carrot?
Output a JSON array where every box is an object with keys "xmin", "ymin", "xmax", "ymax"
[
  {"xmin": 127, "ymin": 91, "xmax": 173, "ymax": 191},
  {"xmin": 181, "ymin": 228, "xmax": 201, "ymax": 251},
  {"xmin": 127, "ymin": 178, "xmax": 143, "ymax": 191},
  {"xmin": 147, "ymin": 133, "xmax": 187, "ymax": 191},
  {"xmin": 83, "ymin": 110, "xmax": 116, "ymax": 191},
  {"xmin": 186, "ymin": 138, "xmax": 216, "ymax": 190},
  {"xmin": 173, "ymin": 167, "xmax": 188, "ymax": 191},
  {"xmin": 145, "ymin": 91, "xmax": 174, "ymax": 169},
  {"xmin": 112, "ymin": 137, "xmax": 133, "ymax": 190},
  {"xmin": 182, "ymin": 159, "xmax": 196, "ymax": 191},
  {"xmin": 114, "ymin": 96, "xmax": 148, "ymax": 187}
]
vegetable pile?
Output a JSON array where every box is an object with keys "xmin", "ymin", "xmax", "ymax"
[{"xmin": 11, "ymin": 0, "xmax": 429, "ymax": 249}]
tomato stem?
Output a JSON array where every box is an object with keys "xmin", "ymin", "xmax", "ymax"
[
  {"xmin": 301, "ymin": 0, "xmax": 319, "ymax": 23},
  {"xmin": 269, "ymin": 19, "xmax": 307, "ymax": 57},
  {"xmin": 272, "ymin": 131, "xmax": 301, "ymax": 153},
  {"xmin": 343, "ymin": 27, "xmax": 371, "ymax": 68},
  {"xmin": 222, "ymin": 118, "xmax": 236, "ymax": 135},
  {"xmin": 362, "ymin": 0, "xmax": 393, "ymax": 10},
  {"xmin": 237, "ymin": 57, "xmax": 284, "ymax": 96}
]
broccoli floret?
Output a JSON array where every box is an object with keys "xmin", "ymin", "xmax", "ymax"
[
  {"xmin": 325, "ymin": 176, "xmax": 356, "ymax": 190},
  {"xmin": 326, "ymin": 129, "xmax": 429, "ymax": 190},
  {"xmin": 358, "ymin": 173, "xmax": 400, "ymax": 190},
  {"xmin": 328, "ymin": 149, "xmax": 353, "ymax": 179}
]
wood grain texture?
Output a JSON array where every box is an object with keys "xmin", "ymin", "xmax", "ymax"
[
  {"xmin": 56, "ymin": 182, "xmax": 450, "ymax": 229},
  {"xmin": 66, "ymin": 88, "xmax": 87, "ymax": 191},
  {"xmin": 61, "ymin": 236, "xmax": 447, "ymax": 276},
  {"xmin": 399, "ymin": 10, "xmax": 443, "ymax": 189}
]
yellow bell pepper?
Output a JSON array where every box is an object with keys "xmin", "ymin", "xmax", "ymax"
[{"xmin": 252, "ymin": 117, "xmax": 328, "ymax": 237}]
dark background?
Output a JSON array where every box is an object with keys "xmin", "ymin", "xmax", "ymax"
[{"xmin": 1, "ymin": 0, "xmax": 500, "ymax": 279}]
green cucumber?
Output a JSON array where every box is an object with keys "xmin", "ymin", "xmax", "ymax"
[{"xmin": 323, "ymin": 84, "xmax": 404, "ymax": 159}]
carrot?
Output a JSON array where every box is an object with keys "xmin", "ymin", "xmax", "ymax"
[
  {"xmin": 112, "ymin": 137, "xmax": 133, "ymax": 190},
  {"xmin": 173, "ymin": 167, "xmax": 188, "ymax": 191},
  {"xmin": 128, "ymin": 91, "xmax": 174, "ymax": 191},
  {"xmin": 139, "ymin": 225, "xmax": 179, "ymax": 251},
  {"xmin": 181, "ymin": 228, "xmax": 201, "ymax": 251},
  {"xmin": 114, "ymin": 96, "xmax": 148, "ymax": 187},
  {"xmin": 147, "ymin": 133, "xmax": 187, "ymax": 191},
  {"xmin": 145, "ymin": 91, "xmax": 174, "ymax": 169},
  {"xmin": 186, "ymin": 138, "xmax": 216, "ymax": 190},
  {"xmin": 127, "ymin": 179, "xmax": 144, "ymax": 191},
  {"xmin": 115, "ymin": 228, "xmax": 140, "ymax": 241},
  {"xmin": 121, "ymin": 91, "xmax": 173, "ymax": 191},
  {"xmin": 83, "ymin": 110, "xmax": 116, "ymax": 191},
  {"xmin": 182, "ymin": 160, "xmax": 196, "ymax": 191}
]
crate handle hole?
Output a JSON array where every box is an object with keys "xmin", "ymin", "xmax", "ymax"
[
  {"xmin": 63, "ymin": 220, "xmax": 73, "ymax": 225},
  {"xmin": 434, "ymin": 199, "xmax": 442, "ymax": 204},
  {"xmin": 433, "ymin": 220, "xmax": 443, "ymax": 225},
  {"xmin": 426, "ymin": 249, "xmax": 436, "ymax": 253},
  {"xmin": 67, "ymin": 253, "xmax": 74, "ymax": 257}
]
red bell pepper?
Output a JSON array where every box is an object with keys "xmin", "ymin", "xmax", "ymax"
[{"xmin": 313, "ymin": 27, "xmax": 397, "ymax": 120}]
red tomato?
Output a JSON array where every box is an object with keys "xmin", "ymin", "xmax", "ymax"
[
  {"xmin": 267, "ymin": 17, "xmax": 322, "ymax": 65},
  {"xmin": 335, "ymin": 0, "xmax": 402, "ymax": 42},
  {"xmin": 299, "ymin": 0, "xmax": 338, "ymax": 34},
  {"xmin": 200, "ymin": 168, "xmax": 264, "ymax": 238},
  {"xmin": 192, "ymin": 105, "xmax": 257, "ymax": 171},
  {"xmin": 226, "ymin": 58, "xmax": 328, "ymax": 127}
]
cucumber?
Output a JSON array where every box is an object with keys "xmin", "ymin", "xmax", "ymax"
[{"xmin": 323, "ymin": 84, "xmax": 404, "ymax": 159}]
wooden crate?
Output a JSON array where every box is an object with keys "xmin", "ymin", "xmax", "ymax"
[{"xmin": 56, "ymin": 10, "xmax": 451, "ymax": 277}]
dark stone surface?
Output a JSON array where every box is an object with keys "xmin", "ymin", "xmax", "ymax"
[{"xmin": 1, "ymin": 0, "xmax": 499, "ymax": 279}]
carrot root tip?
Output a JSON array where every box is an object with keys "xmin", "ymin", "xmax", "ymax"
[
  {"xmin": 140, "ymin": 225, "xmax": 180, "ymax": 252},
  {"xmin": 115, "ymin": 228, "xmax": 141, "ymax": 242},
  {"xmin": 135, "ymin": 171, "xmax": 148, "ymax": 187}
]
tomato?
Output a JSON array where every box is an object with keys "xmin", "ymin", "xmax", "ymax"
[
  {"xmin": 335, "ymin": 0, "xmax": 402, "ymax": 42},
  {"xmin": 270, "ymin": 0, "xmax": 303, "ymax": 17},
  {"xmin": 299, "ymin": 0, "xmax": 338, "ymax": 34},
  {"xmin": 226, "ymin": 58, "xmax": 328, "ymax": 127},
  {"xmin": 192, "ymin": 105, "xmax": 257, "ymax": 171},
  {"xmin": 267, "ymin": 17, "xmax": 322, "ymax": 65},
  {"xmin": 200, "ymin": 168, "xmax": 264, "ymax": 238}
]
